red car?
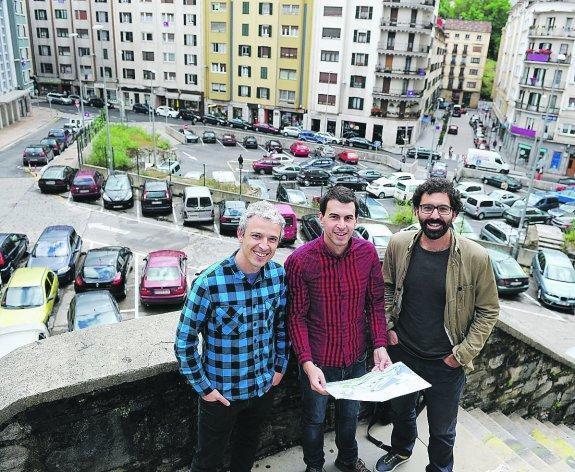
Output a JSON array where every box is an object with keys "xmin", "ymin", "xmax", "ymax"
[
  {"xmin": 139, "ymin": 250, "xmax": 188, "ymax": 306},
  {"xmin": 290, "ymin": 141, "xmax": 311, "ymax": 157},
  {"xmin": 338, "ymin": 150, "xmax": 359, "ymax": 164},
  {"xmin": 254, "ymin": 122, "xmax": 280, "ymax": 134},
  {"xmin": 252, "ymin": 157, "xmax": 282, "ymax": 174},
  {"xmin": 70, "ymin": 169, "xmax": 105, "ymax": 200}
]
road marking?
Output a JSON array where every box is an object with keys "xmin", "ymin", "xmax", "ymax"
[
  {"xmin": 216, "ymin": 139, "xmax": 223, "ymax": 146},
  {"xmin": 87, "ymin": 222, "xmax": 130, "ymax": 235},
  {"xmin": 237, "ymin": 143, "xmax": 246, "ymax": 150},
  {"xmin": 134, "ymin": 257, "xmax": 139, "ymax": 319},
  {"xmin": 500, "ymin": 301, "xmax": 566, "ymax": 321},
  {"xmin": 259, "ymin": 145, "xmax": 267, "ymax": 152},
  {"xmin": 172, "ymin": 205, "xmax": 179, "ymax": 225},
  {"xmin": 182, "ymin": 152, "xmax": 197, "ymax": 161},
  {"xmin": 120, "ymin": 309, "xmax": 135, "ymax": 313},
  {"xmin": 522, "ymin": 292, "xmax": 541, "ymax": 306}
]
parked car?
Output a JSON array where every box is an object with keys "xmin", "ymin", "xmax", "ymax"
[
  {"xmin": 358, "ymin": 197, "xmax": 390, "ymax": 222},
  {"xmin": 479, "ymin": 221, "xmax": 520, "ymax": 246},
  {"xmin": 487, "ymin": 249, "xmax": 529, "ymax": 296},
  {"xmin": 67, "ymin": 291, "xmax": 122, "ymax": 331},
  {"xmin": 342, "ymin": 130, "xmax": 359, "ymax": 139},
  {"xmin": 382, "ymin": 172, "xmax": 415, "ymax": 183},
  {"xmin": 447, "ymin": 124, "xmax": 459, "ymax": 135},
  {"xmin": 218, "ymin": 200, "xmax": 247, "ymax": 234},
  {"xmin": 139, "ymin": 250, "xmax": 188, "ymax": 306},
  {"xmin": 429, "ymin": 162, "xmax": 448, "ymax": 178},
  {"xmin": 0, "ymin": 323, "xmax": 50, "ymax": 359},
  {"xmin": 556, "ymin": 177, "xmax": 575, "ymax": 191},
  {"xmin": 328, "ymin": 174, "xmax": 368, "ymax": 191},
  {"xmin": 357, "ymin": 169, "xmax": 384, "ymax": 182},
  {"xmin": 463, "ymin": 195, "xmax": 507, "ymax": 220},
  {"xmin": 178, "ymin": 109, "xmax": 202, "ymax": 122},
  {"xmin": 243, "ymin": 135, "xmax": 258, "ymax": 149},
  {"xmin": 290, "ymin": 141, "xmax": 311, "ymax": 157},
  {"xmin": 330, "ymin": 164, "xmax": 358, "ymax": 176},
  {"xmin": 102, "ymin": 172, "xmax": 134, "ymax": 210},
  {"xmin": 314, "ymin": 144, "xmax": 337, "ymax": 159},
  {"xmin": 70, "ymin": 169, "xmax": 104, "ymax": 200},
  {"xmin": 141, "ymin": 180, "xmax": 173, "ymax": 216},
  {"xmin": 345, "ymin": 137, "xmax": 379, "ymax": 150},
  {"xmin": 179, "ymin": 128, "xmax": 199, "ymax": 143},
  {"xmin": 276, "ymin": 184, "xmax": 307, "ymax": 205},
  {"xmin": 156, "ymin": 160, "xmax": 181, "ymax": 176},
  {"xmin": 202, "ymin": 130, "xmax": 217, "ymax": 143},
  {"xmin": 264, "ymin": 152, "xmax": 293, "ymax": 165},
  {"xmin": 503, "ymin": 207, "xmax": 550, "ymax": 226},
  {"xmin": 74, "ymin": 246, "xmax": 132, "ymax": 299},
  {"xmin": 315, "ymin": 132, "xmax": 341, "ymax": 145},
  {"xmin": 455, "ymin": 181, "xmax": 485, "ymax": 200},
  {"xmin": 132, "ymin": 103, "xmax": 151, "ymax": 114},
  {"xmin": 406, "ymin": 147, "xmax": 441, "ymax": 160},
  {"xmin": 551, "ymin": 214, "xmax": 575, "ymax": 231},
  {"xmin": 254, "ymin": 122, "xmax": 279, "ymax": 134},
  {"xmin": 47, "ymin": 128, "xmax": 72, "ymax": 147},
  {"xmin": 227, "ymin": 118, "xmax": 253, "ymax": 130},
  {"xmin": 202, "ymin": 113, "xmax": 228, "ymax": 126},
  {"xmin": 297, "ymin": 169, "xmax": 331, "ymax": 187},
  {"xmin": 366, "ymin": 178, "xmax": 397, "ymax": 199},
  {"xmin": 155, "ymin": 106, "xmax": 179, "ymax": 118},
  {"xmin": 38, "ymin": 165, "xmax": 76, "ymax": 193},
  {"xmin": 549, "ymin": 203, "xmax": 575, "ymax": 219},
  {"xmin": 281, "ymin": 126, "xmax": 303, "ymax": 138},
  {"xmin": 0, "ymin": 268, "xmax": 59, "ymax": 328},
  {"xmin": 355, "ymin": 223, "xmax": 393, "ymax": 260},
  {"xmin": 46, "ymin": 92, "xmax": 72, "ymax": 105},
  {"xmin": 300, "ymin": 157, "xmax": 334, "ymax": 170},
  {"xmin": 272, "ymin": 164, "xmax": 302, "ymax": 181},
  {"xmin": 301, "ymin": 214, "xmax": 323, "ymax": 241},
  {"xmin": 87, "ymin": 97, "xmax": 110, "ymax": 108},
  {"xmin": 489, "ymin": 189, "xmax": 522, "ymax": 207},
  {"xmin": 252, "ymin": 157, "xmax": 282, "ymax": 175},
  {"xmin": 298, "ymin": 130, "xmax": 324, "ymax": 143},
  {"xmin": 265, "ymin": 139, "xmax": 283, "ymax": 152},
  {"xmin": 27, "ymin": 225, "xmax": 82, "ymax": 283},
  {"xmin": 481, "ymin": 174, "xmax": 523, "ymax": 191},
  {"xmin": 532, "ymin": 249, "xmax": 575, "ymax": 310},
  {"xmin": 221, "ymin": 133, "xmax": 237, "ymax": 146},
  {"xmin": 394, "ymin": 179, "xmax": 425, "ymax": 203},
  {"xmin": 338, "ymin": 150, "xmax": 359, "ymax": 164},
  {"xmin": 0, "ymin": 233, "xmax": 29, "ymax": 283},
  {"xmin": 23, "ymin": 144, "xmax": 54, "ymax": 167},
  {"xmin": 40, "ymin": 137, "xmax": 65, "ymax": 156}
]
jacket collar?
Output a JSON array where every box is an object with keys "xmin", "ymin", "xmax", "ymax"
[{"xmin": 408, "ymin": 228, "xmax": 462, "ymax": 262}]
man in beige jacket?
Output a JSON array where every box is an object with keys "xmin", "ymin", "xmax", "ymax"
[{"xmin": 375, "ymin": 178, "xmax": 499, "ymax": 472}]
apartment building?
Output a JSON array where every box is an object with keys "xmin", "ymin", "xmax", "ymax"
[
  {"xmin": 441, "ymin": 19, "xmax": 491, "ymax": 109},
  {"xmin": 0, "ymin": 0, "xmax": 32, "ymax": 129},
  {"xmin": 493, "ymin": 0, "xmax": 575, "ymax": 176},
  {"xmin": 306, "ymin": 0, "xmax": 443, "ymax": 147},
  {"xmin": 203, "ymin": 0, "xmax": 313, "ymax": 126}
]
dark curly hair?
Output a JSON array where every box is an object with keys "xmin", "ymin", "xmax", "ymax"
[
  {"xmin": 319, "ymin": 185, "xmax": 359, "ymax": 217},
  {"xmin": 412, "ymin": 178, "xmax": 463, "ymax": 214}
]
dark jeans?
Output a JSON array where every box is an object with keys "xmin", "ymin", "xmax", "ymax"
[
  {"xmin": 299, "ymin": 353, "xmax": 367, "ymax": 468},
  {"xmin": 388, "ymin": 345, "xmax": 465, "ymax": 472},
  {"xmin": 191, "ymin": 389, "xmax": 275, "ymax": 472}
]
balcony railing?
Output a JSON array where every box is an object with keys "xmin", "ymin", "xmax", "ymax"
[
  {"xmin": 528, "ymin": 25, "xmax": 575, "ymax": 39},
  {"xmin": 370, "ymin": 111, "xmax": 421, "ymax": 119},
  {"xmin": 377, "ymin": 42, "xmax": 430, "ymax": 55},
  {"xmin": 519, "ymin": 78, "xmax": 565, "ymax": 90},
  {"xmin": 381, "ymin": 0, "xmax": 435, "ymax": 8},
  {"xmin": 374, "ymin": 66, "xmax": 427, "ymax": 78},
  {"xmin": 379, "ymin": 20, "xmax": 433, "ymax": 32},
  {"xmin": 372, "ymin": 88, "xmax": 423, "ymax": 100},
  {"xmin": 515, "ymin": 101, "xmax": 560, "ymax": 115}
]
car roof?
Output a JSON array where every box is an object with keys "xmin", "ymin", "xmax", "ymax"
[
  {"xmin": 224, "ymin": 200, "xmax": 246, "ymax": 209},
  {"xmin": 8, "ymin": 267, "xmax": 49, "ymax": 287},
  {"xmin": 357, "ymin": 223, "xmax": 393, "ymax": 235},
  {"xmin": 145, "ymin": 180, "xmax": 169, "ymax": 189},
  {"xmin": 540, "ymin": 248, "xmax": 573, "ymax": 265},
  {"xmin": 74, "ymin": 290, "xmax": 114, "ymax": 305},
  {"xmin": 75, "ymin": 168, "xmax": 97, "ymax": 176},
  {"xmin": 39, "ymin": 225, "xmax": 74, "ymax": 238},
  {"xmin": 467, "ymin": 194, "xmax": 496, "ymax": 202},
  {"xmin": 484, "ymin": 220, "xmax": 515, "ymax": 232},
  {"xmin": 486, "ymin": 248, "xmax": 515, "ymax": 262},
  {"xmin": 147, "ymin": 250, "xmax": 185, "ymax": 267}
]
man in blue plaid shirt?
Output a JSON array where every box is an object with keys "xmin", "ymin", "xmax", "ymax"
[{"xmin": 175, "ymin": 201, "xmax": 290, "ymax": 472}]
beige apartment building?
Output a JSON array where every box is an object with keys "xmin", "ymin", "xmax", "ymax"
[
  {"xmin": 441, "ymin": 19, "xmax": 491, "ymax": 109},
  {"xmin": 493, "ymin": 0, "xmax": 575, "ymax": 176}
]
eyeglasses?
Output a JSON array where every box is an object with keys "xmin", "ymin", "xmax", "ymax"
[{"xmin": 418, "ymin": 204, "xmax": 452, "ymax": 216}]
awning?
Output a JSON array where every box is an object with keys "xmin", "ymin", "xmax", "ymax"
[
  {"xmin": 36, "ymin": 77, "xmax": 62, "ymax": 85},
  {"xmin": 0, "ymin": 89, "xmax": 29, "ymax": 104}
]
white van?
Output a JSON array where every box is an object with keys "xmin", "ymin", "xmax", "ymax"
[
  {"xmin": 394, "ymin": 179, "xmax": 425, "ymax": 203},
  {"xmin": 156, "ymin": 160, "xmax": 182, "ymax": 176},
  {"xmin": 464, "ymin": 149, "xmax": 510, "ymax": 174},
  {"xmin": 182, "ymin": 186, "xmax": 214, "ymax": 224}
]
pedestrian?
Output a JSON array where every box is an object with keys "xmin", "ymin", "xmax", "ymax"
[
  {"xmin": 536, "ymin": 158, "xmax": 544, "ymax": 180},
  {"xmin": 285, "ymin": 186, "xmax": 391, "ymax": 472},
  {"xmin": 448, "ymin": 146, "xmax": 453, "ymax": 159},
  {"xmin": 375, "ymin": 179, "xmax": 499, "ymax": 472},
  {"xmin": 174, "ymin": 201, "xmax": 290, "ymax": 472}
]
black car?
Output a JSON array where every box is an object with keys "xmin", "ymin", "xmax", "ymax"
[
  {"xmin": 265, "ymin": 140, "xmax": 283, "ymax": 152},
  {"xmin": 227, "ymin": 118, "xmax": 253, "ymax": 130},
  {"xmin": 482, "ymin": 175, "xmax": 522, "ymax": 192},
  {"xmin": 503, "ymin": 207, "xmax": 550, "ymax": 227},
  {"xmin": 357, "ymin": 169, "xmax": 384, "ymax": 182},
  {"xmin": 67, "ymin": 291, "xmax": 122, "ymax": 331},
  {"xmin": 74, "ymin": 246, "xmax": 133, "ymax": 299},
  {"xmin": 103, "ymin": 172, "xmax": 134, "ymax": 210},
  {"xmin": 328, "ymin": 174, "xmax": 368, "ymax": 191},
  {"xmin": 342, "ymin": 130, "xmax": 359, "ymax": 139},
  {"xmin": 218, "ymin": 200, "xmax": 247, "ymax": 234},
  {"xmin": 301, "ymin": 214, "xmax": 323, "ymax": 241},
  {"xmin": 330, "ymin": 165, "xmax": 358, "ymax": 176},
  {"xmin": 38, "ymin": 165, "xmax": 76, "ymax": 193},
  {"xmin": 87, "ymin": 97, "xmax": 107, "ymax": 108},
  {"xmin": 345, "ymin": 137, "xmax": 379, "ymax": 150},
  {"xmin": 297, "ymin": 169, "xmax": 330, "ymax": 187},
  {"xmin": 202, "ymin": 113, "xmax": 227, "ymax": 126},
  {"xmin": 0, "ymin": 233, "xmax": 29, "ymax": 283},
  {"xmin": 179, "ymin": 108, "xmax": 202, "ymax": 122},
  {"xmin": 141, "ymin": 180, "xmax": 172, "ymax": 215},
  {"xmin": 23, "ymin": 144, "xmax": 54, "ymax": 166},
  {"xmin": 243, "ymin": 135, "xmax": 258, "ymax": 149},
  {"xmin": 40, "ymin": 137, "xmax": 65, "ymax": 156},
  {"xmin": 132, "ymin": 103, "xmax": 151, "ymax": 114},
  {"xmin": 406, "ymin": 147, "xmax": 441, "ymax": 160},
  {"xmin": 202, "ymin": 130, "xmax": 217, "ymax": 143},
  {"xmin": 27, "ymin": 225, "xmax": 82, "ymax": 283}
]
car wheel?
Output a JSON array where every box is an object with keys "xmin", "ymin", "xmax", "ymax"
[
  {"xmin": 482, "ymin": 178, "xmax": 488, "ymax": 184},
  {"xmin": 259, "ymin": 169, "xmax": 265, "ymax": 175},
  {"xmin": 477, "ymin": 213, "xmax": 485, "ymax": 220},
  {"xmin": 361, "ymin": 185, "xmax": 367, "ymax": 191},
  {"xmin": 229, "ymin": 124, "xmax": 233, "ymax": 128},
  {"xmin": 349, "ymin": 143, "xmax": 354, "ymax": 147},
  {"xmin": 281, "ymin": 175, "xmax": 287, "ymax": 180},
  {"xmin": 537, "ymin": 288, "xmax": 542, "ymax": 302},
  {"xmin": 283, "ymin": 132, "xmax": 288, "ymax": 136},
  {"xmin": 378, "ymin": 192, "xmax": 387, "ymax": 199},
  {"xmin": 304, "ymin": 180, "xmax": 310, "ymax": 187}
]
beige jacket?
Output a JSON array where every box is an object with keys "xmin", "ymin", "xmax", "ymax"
[{"xmin": 382, "ymin": 229, "xmax": 500, "ymax": 371}]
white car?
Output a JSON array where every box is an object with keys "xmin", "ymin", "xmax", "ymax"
[
  {"xmin": 0, "ymin": 323, "xmax": 49, "ymax": 359},
  {"xmin": 156, "ymin": 160, "xmax": 181, "ymax": 175},
  {"xmin": 156, "ymin": 106, "xmax": 179, "ymax": 118},
  {"xmin": 383, "ymin": 172, "xmax": 414, "ymax": 183},
  {"xmin": 366, "ymin": 178, "xmax": 397, "ymax": 199},
  {"xmin": 315, "ymin": 132, "xmax": 342, "ymax": 145},
  {"xmin": 455, "ymin": 181, "xmax": 485, "ymax": 200},
  {"xmin": 282, "ymin": 126, "xmax": 302, "ymax": 138},
  {"xmin": 355, "ymin": 223, "xmax": 393, "ymax": 259},
  {"xmin": 269, "ymin": 152, "xmax": 294, "ymax": 164}
]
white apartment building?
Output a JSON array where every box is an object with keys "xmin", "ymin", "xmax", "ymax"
[
  {"xmin": 306, "ymin": 0, "xmax": 442, "ymax": 147},
  {"xmin": 493, "ymin": 0, "xmax": 575, "ymax": 176}
]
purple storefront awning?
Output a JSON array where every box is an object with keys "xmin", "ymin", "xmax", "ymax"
[{"xmin": 510, "ymin": 125, "xmax": 536, "ymax": 138}]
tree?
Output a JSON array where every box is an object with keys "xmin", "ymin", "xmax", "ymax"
[{"xmin": 481, "ymin": 58, "xmax": 496, "ymax": 99}]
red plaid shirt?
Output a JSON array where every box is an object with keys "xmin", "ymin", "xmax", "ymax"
[{"xmin": 285, "ymin": 237, "xmax": 387, "ymax": 367}]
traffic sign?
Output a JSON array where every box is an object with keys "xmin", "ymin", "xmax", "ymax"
[{"xmin": 74, "ymin": 99, "xmax": 80, "ymax": 109}]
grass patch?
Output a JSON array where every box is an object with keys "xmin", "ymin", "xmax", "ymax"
[{"xmin": 391, "ymin": 203, "xmax": 415, "ymax": 225}]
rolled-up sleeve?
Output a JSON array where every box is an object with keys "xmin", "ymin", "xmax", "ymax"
[{"xmin": 367, "ymin": 246, "xmax": 388, "ymax": 348}]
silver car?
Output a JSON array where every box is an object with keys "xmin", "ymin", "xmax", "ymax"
[
  {"xmin": 313, "ymin": 144, "xmax": 337, "ymax": 159},
  {"xmin": 531, "ymin": 249, "xmax": 575, "ymax": 311},
  {"xmin": 463, "ymin": 195, "xmax": 506, "ymax": 220}
]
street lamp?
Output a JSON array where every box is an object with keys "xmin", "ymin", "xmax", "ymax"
[
  {"xmin": 428, "ymin": 97, "xmax": 442, "ymax": 170},
  {"xmin": 92, "ymin": 24, "xmax": 113, "ymax": 173},
  {"xmin": 149, "ymin": 70, "xmax": 157, "ymax": 166},
  {"xmin": 69, "ymin": 33, "xmax": 86, "ymax": 132}
]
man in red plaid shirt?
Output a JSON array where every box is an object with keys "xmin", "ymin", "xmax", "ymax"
[{"xmin": 285, "ymin": 186, "xmax": 391, "ymax": 472}]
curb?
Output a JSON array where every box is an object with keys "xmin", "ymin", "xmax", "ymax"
[{"xmin": 0, "ymin": 113, "xmax": 61, "ymax": 152}]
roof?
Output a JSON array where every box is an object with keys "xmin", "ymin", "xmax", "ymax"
[
  {"xmin": 540, "ymin": 248, "xmax": 573, "ymax": 265},
  {"xmin": 443, "ymin": 19, "xmax": 492, "ymax": 33},
  {"xmin": 8, "ymin": 268, "xmax": 49, "ymax": 287},
  {"xmin": 40, "ymin": 225, "xmax": 74, "ymax": 237}
]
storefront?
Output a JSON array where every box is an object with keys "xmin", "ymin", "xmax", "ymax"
[{"xmin": 341, "ymin": 120, "xmax": 366, "ymax": 138}]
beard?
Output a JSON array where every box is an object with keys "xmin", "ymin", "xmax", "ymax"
[{"xmin": 419, "ymin": 216, "xmax": 450, "ymax": 240}]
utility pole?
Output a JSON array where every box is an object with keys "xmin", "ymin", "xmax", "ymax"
[{"xmin": 150, "ymin": 71, "xmax": 157, "ymax": 166}]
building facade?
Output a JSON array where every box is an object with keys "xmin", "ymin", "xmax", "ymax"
[
  {"xmin": 441, "ymin": 19, "xmax": 491, "ymax": 109},
  {"xmin": 493, "ymin": 0, "xmax": 575, "ymax": 176},
  {"xmin": 305, "ymin": 0, "xmax": 443, "ymax": 147}
]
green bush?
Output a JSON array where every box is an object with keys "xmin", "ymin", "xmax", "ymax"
[{"xmin": 391, "ymin": 203, "xmax": 415, "ymax": 225}]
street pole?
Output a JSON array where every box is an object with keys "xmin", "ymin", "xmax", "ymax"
[
  {"xmin": 70, "ymin": 32, "xmax": 86, "ymax": 166},
  {"xmin": 203, "ymin": 163, "xmax": 206, "ymax": 186},
  {"xmin": 428, "ymin": 98, "xmax": 441, "ymax": 170},
  {"xmin": 238, "ymin": 155, "xmax": 244, "ymax": 197},
  {"xmin": 150, "ymin": 71, "xmax": 157, "ymax": 166}
]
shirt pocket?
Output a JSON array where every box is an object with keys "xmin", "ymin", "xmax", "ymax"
[
  {"xmin": 264, "ymin": 297, "xmax": 280, "ymax": 329},
  {"xmin": 214, "ymin": 305, "xmax": 247, "ymax": 336}
]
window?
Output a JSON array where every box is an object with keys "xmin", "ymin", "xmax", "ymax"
[
  {"xmin": 351, "ymin": 53, "xmax": 368, "ymax": 66},
  {"xmin": 211, "ymin": 1, "xmax": 226, "ymax": 11},
  {"xmin": 238, "ymin": 85, "xmax": 251, "ymax": 97},
  {"xmin": 56, "ymin": 28, "xmax": 68, "ymax": 37},
  {"xmin": 142, "ymin": 32, "xmax": 153, "ymax": 41},
  {"xmin": 121, "ymin": 50, "xmax": 134, "ymax": 61},
  {"xmin": 212, "ymin": 83, "xmax": 227, "ymax": 92},
  {"xmin": 142, "ymin": 51, "xmax": 154, "ymax": 61},
  {"xmin": 259, "ymin": 2, "xmax": 272, "ymax": 14},
  {"xmin": 465, "ymin": 34, "xmax": 470, "ymax": 39},
  {"xmin": 121, "ymin": 31, "xmax": 133, "ymax": 42},
  {"xmin": 260, "ymin": 67, "xmax": 268, "ymax": 79},
  {"xmin": 279, "ymin": 47, "xmax": 296, "ymax": 59},
  {"xmin": 143, "ymin": 69, "xmax": 154, "ymax": 80},
  {"xmin": 184, "ymin": 13, "xmax": 196, "ymax": 25},
  {"xmin": 280, "ymin": 69, "xmax": 297, "ymax": 80},
  {"xmin": 184, "ymin": 34, "xmax": 196, "ymax": 46},
  {"xmin": 322, "ymin": 28, "xmax": 341, "ymax": 39},
  {"xmin": 36, "ymin": 27, "xmax": 49, "ymax": 38},
  {"xmin": 353, "ymin": 30, "xmax": 371, "ymax": 43},
  {"xmin": 319, "ymin": 72, "xmax": 337, "ymax": 84},
  {"xmin": 184, "ymin": 54, "xmax": 197, "ymax": 65},
  {"xmin": 279, "ymin": 90, "xmax": 295, "ymax": 103},
  {"xmin": 259, "ymin": 25, "xmax": 272, "ymax": 37},
  {"xmin": 164, "ymin": 71, "xmax": 176, "ymax": 81},
  {"xmin": 163, "ymin": 52, "xmax": 176, "ymax": 62},
  {"xmin": 469, "ymin": 69, "xmax": 478, "ymax": 75},
  {"xmin": 211, "ymin": 63, "xmax": 227, "ymax": 73},
  {"xmin": 348, "ymin": 97, "xmax": 364, "ymax": 110},
  {"xmin": 242, "ymin": 24, "xmax": 249, "ymax": 36},
  {"xmin": 472, "ymin": 46, "xmax": 482, "ymax": 53},
  {"xmin": 238, "ymin": 65, "xmax": 252, "ymax": 77},
  {"xmin": 60, "ymin": 64, "xmax": 72, "ymax": 74},
  {"xmin": 212, "ymin": 43, "xmax": 226, "ymax": 53},
  {"xmin": 257, "ymin": 87, "xmax": 270, "ymax": 99},
  {"xmin": 471, "ymin": 57, "xmax": 480, "ymax": 64},
  {"xmin": 211, "ymin": 22, "xmax": 226, "ymax": 33},
  {"xmin": 162, "ymin": 13, "xmax": 175, "ymax": 24},
  {"xmin": 38, "ymin": 45, "xmax": 51, "ymax": 56},
  {"xmin": 282, "ymin": 25, "xmax": 299, "ymax": 37},
  {"xmin": 96, "ymin": 11, "xmax": 108, "ymax": 22},
  {"xmin": 185, "ymin": 74, "xmax": 198, "ymax": 85},
  {"xmin": 318, "ymin": 94, "xmax": 336, "ymax": 105},
  {"xmin": 282, "ymin": 4, "xmax": 299, "ymax": 15},
  {"xmin": 54, "ymin": 9, "xmax": 67, "ymax": 19},
  {"xmin": 321, "ymin": 50, "xmax": 339, "ymax": 62},
  {"xmin": 355, "ymin": 6, "xmax": 373, "ymax": 19},
  {"xmin": 75, "ymin": 10, "xmax": 87, "ymax": 20},
  {"xmin": 97, "ymin": 29, "xmax": 109, "ymax": 41},
  {"xmin": 100, "ymin": 66, "xmax": 112, "ymax": 78},
  {"xmin": 58, "ymin": 46, "xmax": 70, "ymax": 56},
  {"xmin": 568, "ymin": 97, "xmax": 575, "ymax": 109},
  {"xmin": 40, "ymin": 63, "xmax": 53, "ymax": 73},
  {"xmin": 163, "ymin": 33, "xmax": 175, "ymax": 43},
  {"xmin": 477, "ymin": 35, "xmax": 482, "ymax": 40},
  {"xmin": 239, "ymin": 45, "xmax": 251, "ymax": 56},
  {"xmin": 323, "ymin": 6, "xmax": 342, "ymax": 16},
  {"xmin": 34, "ymin": 9, "xmax": 47, "ymax": 20},
  {"xmin": 79, "ymin": 47, "xmax": 91, "ymax": 56},
  {"xmin": 455, "ymin": 33, "xmax": 459, "ymax": 38},
  {"xmin": 242, "ymin": 1, "xmax": 249, "ymax": 14},
  {"xmin": 350, "ymin": 75, "xmax": 366, "ymax": 88},
  {"xmin": 467, "ymin": 81, "xmax": 477, "ymax": 88},
  {"xmin": 123, "ymin": 68, "xmax": 136, "ymax": 79},
  {"xmin": 562, "ymin": 123, "xmax": 575, "ymax": 135},
  {"xmin": 141, "ymin": 12, "xmax": 153, "ymax": 22},
  {"xmin": 119, "ymin": 12, "xmax": 132, "ymax": 23}
]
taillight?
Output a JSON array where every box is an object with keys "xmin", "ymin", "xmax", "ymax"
[
  {"xmin": 171, "ymin": 286, "xmax": 186, "ymax": 295},
  {"xmin": 0, "ymin": 252, "xmax": 5, "ymax": 267},
  {"xmin": 140, "ymin": 286, "xmax": 152, "ymax": 296},
  {"xmin": 111, "ymin": 272, "xmax": 122, "ymax": 286},
  {"xmin": 220, "ymin": 216, "xmax": 230, "ymax": 223},
  {"xmin": 75, "ymin": 274, "xmax": 84, "ymax": 286}
]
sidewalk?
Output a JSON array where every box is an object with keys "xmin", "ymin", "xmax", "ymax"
[{"xmin": 0, "ymin": 106, "xmax": 61, "ymax": 151}]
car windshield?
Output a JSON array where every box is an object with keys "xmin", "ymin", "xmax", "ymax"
[
  {"xmin": 105, "ymin": 176, "xmax": 128, "ymax": 191},
  {"xmin": 286, "ymin": 190, "xmax": 307, "ymax": 204},
  {"xmin": 75, "ymin": 302, "xmax": 118, "ymax": 329},
  {"xmin": 42, "ymin": 168, "xmax": 64, "ymax": 179},
  {"xmin": 495, "ymin": 259, "xmax": 525, "ymax": 278},
  {"xmin": 372, "ymin": 235, "xmax": 391, "ymax": 247},
  {"xmin": 25, "ymin": 147, "xmax": 44, "ymax": 155},
  {"xmin": 84, "ymin": 265, "xmax": 116, "ymax": 280},
  {"xmin": 74, "ymin": 176, "xmax": 94, "ymax": 185},
  {"xmin": 146, "ymin": 266, "xmax": 180, "ymax": 281},
  {"xmin": 367, "ymin": 204, "xmax": 389, "ymax": 219},
  {"xmin": 546, "ymin": 265, "xmax": 575, "ymax": 283},
  {"xmin": 2, "ymin": 286, "xmax": 43, "ymax": 308},
  {"xmin": 35, "ymin": 239, "xmax": 69, "ymax": 257}
]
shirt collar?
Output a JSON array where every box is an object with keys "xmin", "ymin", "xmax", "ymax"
[
  {"xmin": 318, "ymin": 235, "xmax": 355, "ymax": 259},
  {"xmin": 226, "ymin": 251, "xmax": 268, "ymax": 283}
]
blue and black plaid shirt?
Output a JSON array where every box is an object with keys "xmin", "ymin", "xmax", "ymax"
[{"xmin": 174, "ymin": 254, "xmax": 290, "ymax": 400}]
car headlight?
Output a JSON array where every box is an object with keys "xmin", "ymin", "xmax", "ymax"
[
  {"xmin": 57, "ymin": 266, "xmax": 70, "ymax": 275},
  {"xmin": 103, "ymin": 193, "xmax": 111, "ymax": 201}
]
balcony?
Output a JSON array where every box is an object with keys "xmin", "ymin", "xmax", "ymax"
[
  {"xmin": 374, "ymin": 66, "xmax": 427, "ymax": 79},
  {"xmin": 528, "ymin": 25, "xmax": 575, "ymax": 39},
  {"xmin": 519, "ymin": 77, "xmax": 566, "ymax": 91},
  {"xmin": 379, "ymin": 20, "xmax": 433, "ymax": 33},
  {"xmin": 524, "ymin": 52, "xmax": 572, "ymax": 66},
  {"xmin": 370, "ymin": 110, "xmax": 421, "ymax": 119},
  {"xmin": 372, "ymin": 88, "xmax": 422, "ymax": 101},
  {"xmin": 515, "ymin": 100, "xmax": 560, "ymax": 115},
  {"xmin": 377, "ymin": 42, "xmax": 430, "ymax": 57},
  {"xmin": 381, "ymin": 0, "xmax": 435, "ymax": 10}
]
